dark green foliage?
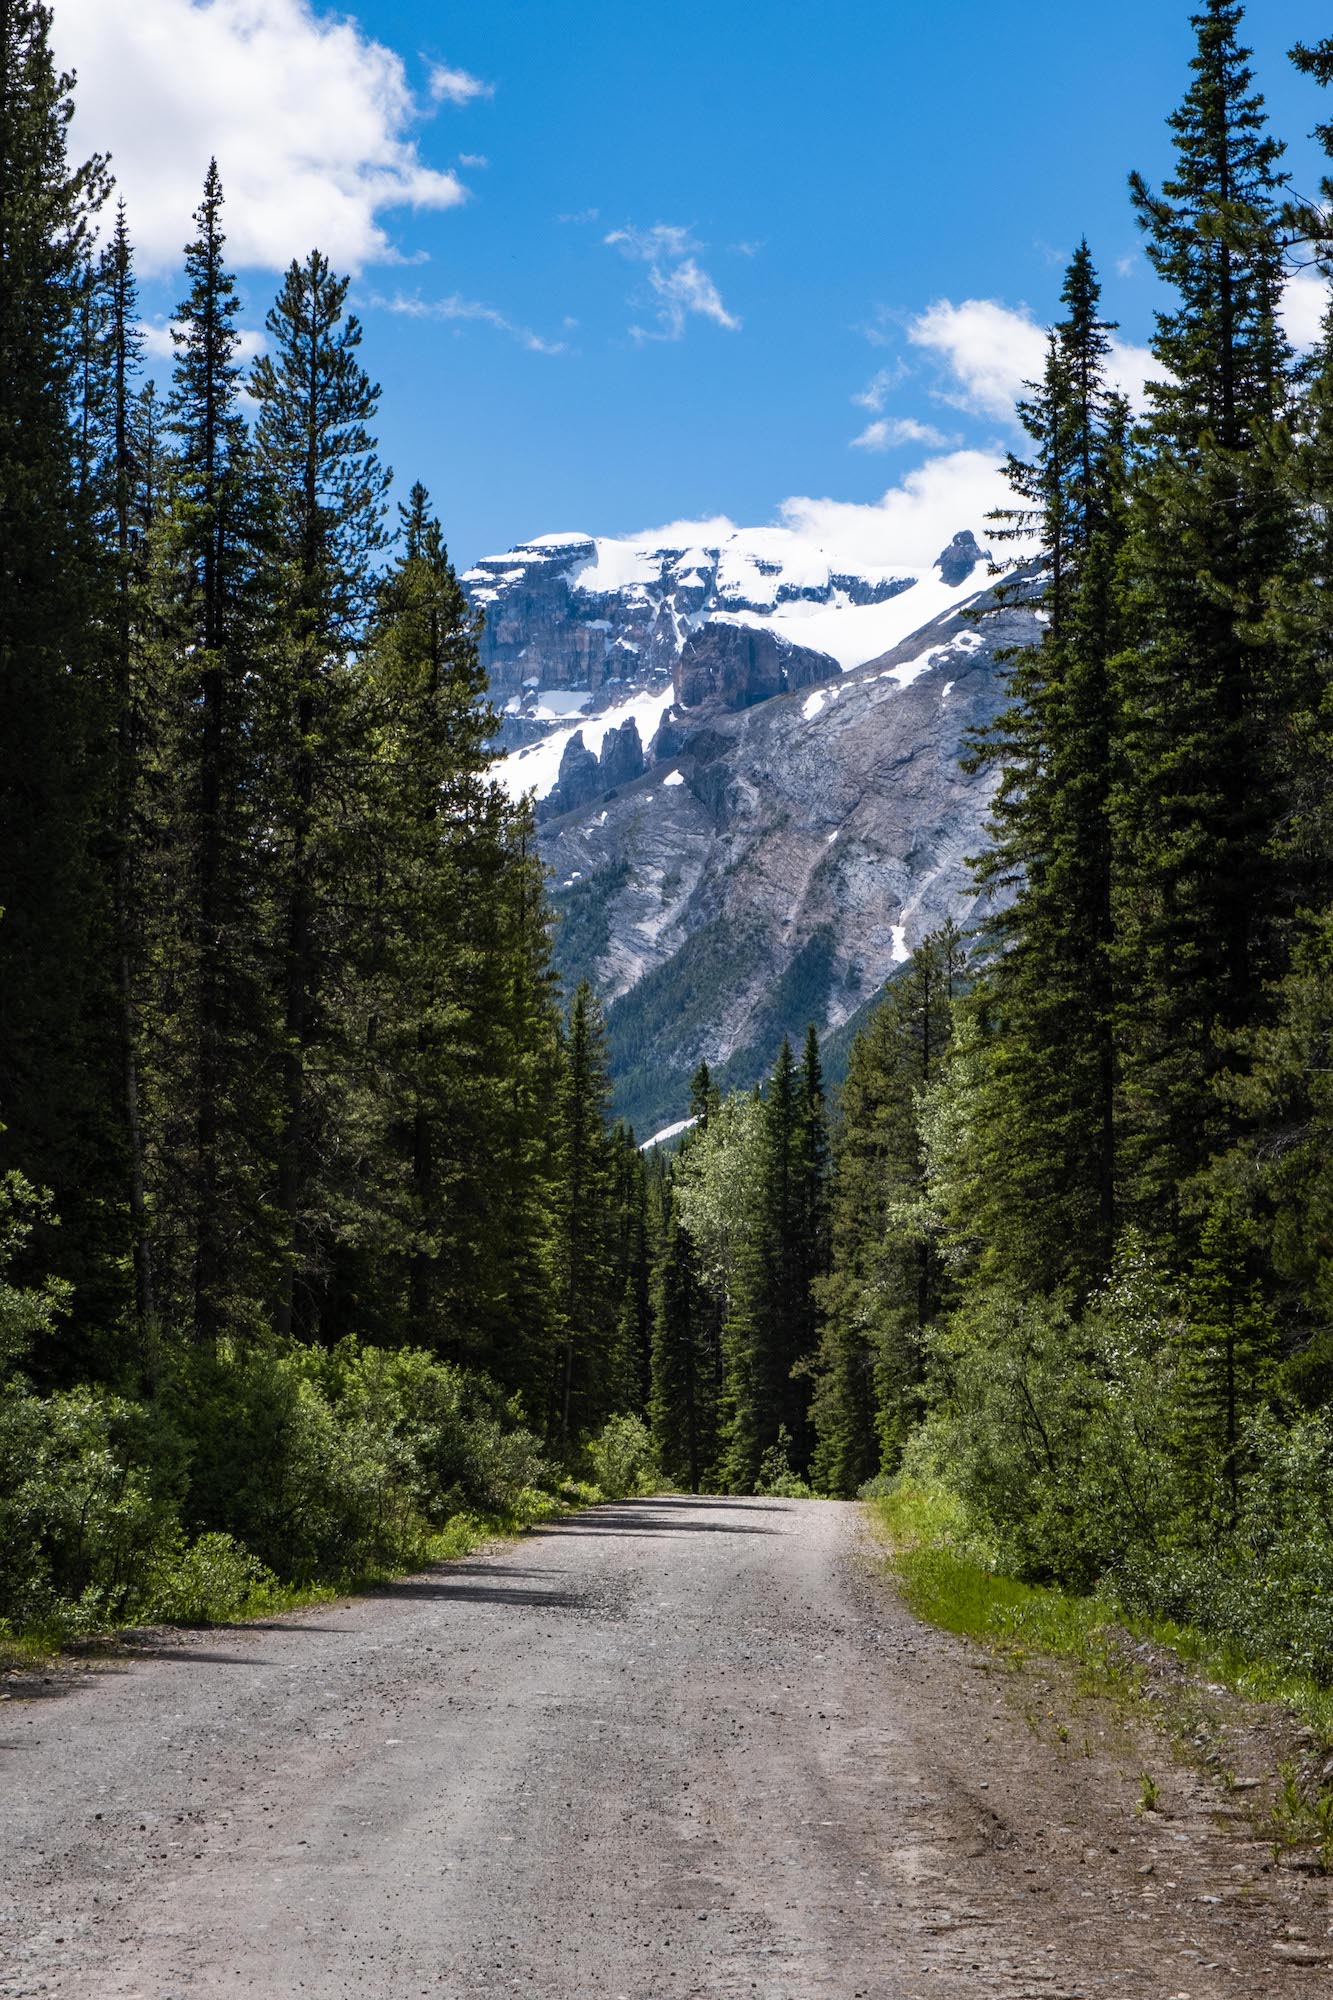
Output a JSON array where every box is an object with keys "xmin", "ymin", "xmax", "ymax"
[
  {"xmin": 251, "ymin": 248, "xmax": 391, "ymax": 1338},
  {"xmin": 0, "ymin": 0, "xmax": 122, "ymax": 1351},
  {"xmin": 965, "ymin": 247, "xmax": 1127, "ymax": 1295},
  {"xmin": 718, "ymin": 1032, "xmax": 830, "ymax": 1487},
  {"xmin": 551, "ymin": 985, "xmax": 622, "ymax": 1444},
  {"xmin": 809, "ymin": 928, "xmax": 965, "ymax": 1493},
  {"xmin": 549, "ymin": 859, "xmax": 630, "ymax": 996},
  {"xmin": 1113, "ymin": 1, "xmax": 1296, "ymax": 1225},
  {"xmin": 151, "ymin": 162, "xmax": 278, "ymax": 1346},
  {"xmin": 650, "ymin": 1198, "xmax": 711, "ymax": 1490}
]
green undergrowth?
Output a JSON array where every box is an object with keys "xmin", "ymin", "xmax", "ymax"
[
  {"xmin": 869, "ymin": 1477, "xmax": 1333, "ymax": 1741},
  {"xmin": 1, "ymin": 1482, "xmax": 603, "ymax": 1675}
]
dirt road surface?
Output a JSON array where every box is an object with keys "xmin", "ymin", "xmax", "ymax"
[{"xmin": 2, "ymin": 1497, "xmax": 1329, "ymax": 1998}]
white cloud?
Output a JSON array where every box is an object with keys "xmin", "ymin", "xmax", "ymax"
[
  {"xmin": 139, "ymin": 320, "xmax": 265, "ymax": 361},
  {"xmin": 373, "ymin": 291, "xmax": 567, "ymax": 355},
  {"xmin": 1283, "ymin": 266, "xmax": 1329, "ymax": 350},
  {"xmin": 457, "ymin": 153, "xmax": 489, "ymax": 169},
  {"xmin": 605, "ymin": 224, "xmax": 741, "ymax": 340},
  {"xmin": 52, "ymin": 0, "xmax": 469, "ymax": 276},
  {"xmin": 851, "ymin": 416, "xmax": 950, "ymax": 452},
  {"xmin": 907, "ymin": 299, "xmax": 1047, "ymax": 418},
  {"xmin": 908, "ymin": 298, "xmax": 1154, "ymax": 418},
  {"xmin": 776, "ymin": 449, "xmax": 1021, "ymax": 572},
  {"xmin": 428, "ymin": 64, "xmax": 493, "ymax": 106}
]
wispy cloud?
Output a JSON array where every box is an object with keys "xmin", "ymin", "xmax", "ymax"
[
  {"xmin": 428, "ymin": 63, "xmax": 493, "ymax": 106},
  {"xmin": 851, "ymin": 364, "xmax": 908, "ymax": 415},
  {"xmin": 851, "ymin": 416, "xmax": 950, "ymax": 452},
  {"xmin": 372, "ymin": 290, "xmax": 567, "ymax": 354},
  {"xmin": 458, "ymin": 152, "xmax": 489, "ymax": 169},
  {"xmin": 604, "ymin": 223, "xmax": 741, "ymax": 341}
]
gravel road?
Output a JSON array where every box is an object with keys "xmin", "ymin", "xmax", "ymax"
[{"xmin": 2, "ymin": 1496, "xmax": 1328, "ymax": 1997}]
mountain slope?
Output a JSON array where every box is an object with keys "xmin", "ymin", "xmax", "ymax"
[{"xmin": 469, "ymin": 513, "xmax": 1035, "ymax": 1138}]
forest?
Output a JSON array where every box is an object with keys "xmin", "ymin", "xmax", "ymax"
[{"xmin": 4, "ymin": 0, "xmax": 1333, "ymax": 1694}]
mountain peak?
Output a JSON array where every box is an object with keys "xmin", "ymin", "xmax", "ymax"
[{"xmin": 934, "ymin": 530, "xmax": 989, "ymax": 589}]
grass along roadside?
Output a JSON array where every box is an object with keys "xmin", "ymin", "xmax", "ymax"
[{"xmin": 868, "ymin": 1477, "xmax": 1333, "ymax": 1873}]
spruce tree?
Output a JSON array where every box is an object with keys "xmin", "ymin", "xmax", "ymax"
[
  {"xmin": 102, "ymin": 203, "xmax": 153, "ymax": 1328},
  {"xmin": 719, "ymin": 1036, "xmax": 823, "ymax": 1485},
  {"xmin": 1113, "ymin": 0, "xmax": 1296, "ymax": 1229},
  {"xmin": 0, "ymin": 0, "xmax": 118, "ymax": 1356},
  {"xmin": 810, "ymin": 929, "xmax": 965, "ymax": 1488},
  {"xmin": 355, "ymin": 482, "xmax": 499, "ymax": 1351},
  {"xmin": 252, "ymin": 250, "xmax": 390, "ymax": 1337},
  {"xmin": 650, "ymin": 1195, "xmax": 709, "ymax": 1490},
  {"xmin": 965, "ymin": 246, "xmax": 1128, "ymax": 1293},
  {"xmin": 158, "ymin": 163, "xmax": 275, "ymax": 1344},
  {"xmin": 552, "ymin": 984, "xmax": 620, "ymax": 1444}
]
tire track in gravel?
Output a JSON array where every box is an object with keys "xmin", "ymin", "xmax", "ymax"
[{"xmin": 1, "ymin": 1496, "xmax": 1328, "ymax": 1998}]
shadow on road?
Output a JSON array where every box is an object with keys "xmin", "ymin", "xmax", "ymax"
[
  {"xmin": 366, "ymin": 1577, "xmax": 586, "ymax": 1609},
  {"xmin": 553, "ymin": 1508, "xmax": 778, "ymax": 1537}
]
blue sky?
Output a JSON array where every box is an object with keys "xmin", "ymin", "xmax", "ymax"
[{"xmin": 55, "ymin": 0, "xmax": 1333, "ymax": 565}]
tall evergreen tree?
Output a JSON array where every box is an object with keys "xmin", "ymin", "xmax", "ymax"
[
  {"xmin": 611, "ymin": 1126, "xmax": 655, "ymax": 1415},
  {"xmin": 355, "ymin": 482, "xmax": 500, "ymax": 1351},
  {"xmin": 101, "ymin": 203, "xmax": 154, "ymax": 1329},
  {"xmin": 810, "ymin": 930, "xmax": 966, "ymax": 1490},
  {"xmin": 965, "ymin": 245, "xmax": 1128, "ymax": 1293},
  {"xmin": 1112, "ymin": 0, "xmax": 1296, "ymax": 1229},
  {"xmin": 252, "ymin": 250, "xmax": 390, "ymax": 1337},
  {"xmin": 0, "ymin": 0, "xmax": 118, "ymax": 1357},
  {"xmin": 552, "ymin": 984, "xmax": 620, "ymax": 1444},
  {"xmin": 157, "ymin": 163, "xmax": 275, "ymax": 1345},
  {"xmin": 719, "ymin": 1036, "xmax": 826, "ymax": 1486},
  {"xmin": 650, "ymin": 1193, "xmax": 710, "ymax": 1490}
]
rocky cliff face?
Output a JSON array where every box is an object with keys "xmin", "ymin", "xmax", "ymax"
[
  {"xmin": 481, "ymin": 515, "xmax": 1022, "ymax": 1139},
  {"xmin": 463, "ymin": 523, "xmax": 986, "ymax": 724}
]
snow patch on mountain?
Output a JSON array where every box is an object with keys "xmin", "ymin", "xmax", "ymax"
[{"xmin": 494, "ymin": 685, "xmax": 676, "ymax": 803}]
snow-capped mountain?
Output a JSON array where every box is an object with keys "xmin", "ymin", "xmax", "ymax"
[
  {"xmin": 465, "ymin": 503, "xmax": 1033, "ymax": 1138},
  {"xmin": 466, "ymin": 521, "xmax": 992, "ymax": 808}
]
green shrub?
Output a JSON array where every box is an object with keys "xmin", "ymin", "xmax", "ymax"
[
  {"xmin": 147, "ymin": 1532, "xmax": 277, "ymax": 1624},
  {"xmin": 587, "ymin": 1413, "xmax": 659, "ymax": 1499},
  {"xmin": 755, "ymin": 1425, "xmax": 813, "ymax": 1499},
  {"xmin": 936, "ymin": 1245, "xmax": 1186, "ymax": 1592},
  {"xmin": 0, "ymin": 1382, "xmax": 181, "ymax": 1635}
]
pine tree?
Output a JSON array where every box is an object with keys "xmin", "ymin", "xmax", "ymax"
[
  {"xmin": 352, "ymin": 482, "xmax": 502, "ymax": 1351},
  {"xmin": 1113, "ymin": 0, "xmax": 1296, "ymax": 1229},
  {"xmin": 650, "ymin": 1194, "xmax": 709, "ymax": 1490},
  {"xmin": 791, "ymin": 1025, "xmax": 831, "ymax": 1443},
  {"xmin": 611, "ymin": 1126, "xmax": 655, "ymax": 1415},
  {"xmin": 0, "ymin": 0, "xmax": 119, "ymax": 1359},
  {"xmin": 156, "ymin": 163, "xmax": 276, "ymax": 1345},
  {"xmin": 965, "ymin": 245, "xmax": 1128, "ymax": 1294},
  {"xmin": 810, "ymin": 929, "xmax": 965, "ymax": 1489},
  {"xmin": 99, "ymin": 203, "xmax": 154, "ymax": 1329},
  {"xmin": 552, "ymin": 984, "xmax": 620, "ymax": 1445},
  {"xmin": 718, "ymin": 1036, "xmax": 824, "ymax": 1486},
  {"xmin": 251, "ymin": 250, "xmax": 390, "ymax": 1338}
]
